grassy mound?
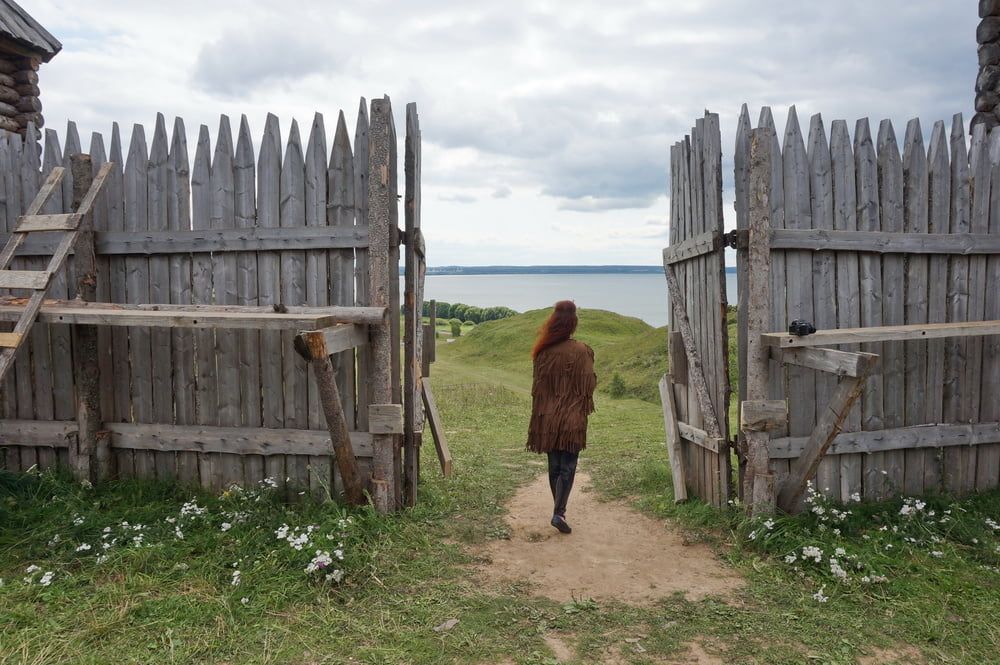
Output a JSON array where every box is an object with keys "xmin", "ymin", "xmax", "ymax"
[{"xmin": 448, "ymin": 308, "xmax": 667, "ymax": 401}]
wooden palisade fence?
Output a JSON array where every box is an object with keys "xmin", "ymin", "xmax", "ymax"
[
  {"xmin": 663, "ymin": 108, "xmax": 1000, "ymax": 514},
  {"xmin": 0, "ymin": 96, "xmax": 442, "ymax": 513}
]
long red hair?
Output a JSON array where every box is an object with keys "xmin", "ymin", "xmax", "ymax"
[{"xmin": 532, "ymin": 300, "xmax": 578, "ymax": 359}]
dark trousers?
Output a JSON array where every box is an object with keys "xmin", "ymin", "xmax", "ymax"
[{"xmin": 547, "ymin": 450, "xmax": 579, "ymax": 517}]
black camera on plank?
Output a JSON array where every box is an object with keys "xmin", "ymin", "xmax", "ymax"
[{"xmin": 788, "ymin": 319, "xmax": 816, "ymax": 337}]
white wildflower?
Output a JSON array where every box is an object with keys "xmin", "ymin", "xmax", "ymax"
[
  {"xmin": 763, "ymin": 519, "xmax": 775, "ymax": 530},
  {"xmin": 38, "ymin": 571, "xmax": 54, "ymax": 586},
  {"xmin": 305, "ymin": 550, "xmax": 333, "ymax": 574},
  {"xmin": 96, "ymin": 555, "xmax": 108, "ymax": 564},
  {"xmin": 325, "ymin": 569, "xmax": 344, "ymax": 583},
  {"xmin": 784, "ymin": 554, "xmax": 797, "ymax": 564},
  {"xmin": 75, "ymin": 543, "xmax": 92, "ymax": 552},
  {"xmin": 240, "ymin": 597, "xmax": 249, "ymax": 605},
  {"xmin": 174, "ymin": 527, "xmax": 184, "ymax": 540},
  {"xmin": 861, "ymin": 576, "xmax": 871, "ymax": 584},
  {"xmin": 849, "ymin": 492, "xmax": 861, "ymax": 503},
  {"xmin": 835, "ymin": 547, "xmax": 846, "ymax": 557},
  {"xmin": 165, "ymin": 517, "xmax": 176, "ymax": 524},
  {"xmin": 47, "ymin": 534, "xmax": 61, "ymax": 547},
  {"xmin": 231, "ymin": 570, "xmax": 241, "ymax": 586},
  {"xmin": 812, "ymin": 586, "xmax": 829, "ymax": 603},
  {"xmin": 801, "ymin": 546, "xmax": 823, "ymax": 562},
  {"xmin": 220, "ymin": 522, "xmax": 232, "ymax": 532},
  {"xmin": 25, "ymin": 565, "xmax": 40, "ymax": 573},
  {"xmin": 72, "ymin": 515, "xmax": 85, "ymax": 526},
  {"xmin": 930, "ymin": 551, "xmax": 943, "ymax": 558}
]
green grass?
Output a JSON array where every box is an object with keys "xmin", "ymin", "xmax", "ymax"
[{"xmin": 1, "ymin": 308, "xmax": 998, "ymax": 664}]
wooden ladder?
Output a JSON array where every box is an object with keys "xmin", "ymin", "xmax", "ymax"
[{"xmin": 0, "ymin": 162, "xmax": 112, "ymax": 383}]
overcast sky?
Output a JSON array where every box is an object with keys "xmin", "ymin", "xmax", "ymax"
[{"xmin": 31, "ymin": 0, "xmax": 977, "ymax": 266}]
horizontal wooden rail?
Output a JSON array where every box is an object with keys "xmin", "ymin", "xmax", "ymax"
[
  {"xmin": 662, "ymin": 230, "xmax": 721, "ymax": 265},
  {"xmin": 762, "ymin": 320, "xmax": 1000, "ymax": 348},
  {"xmin": 770, "ymin": 229, "xmax": 1000, "ymax": 254},
  {"xmin": 0, "ymin": 420, "xmax": 375, "ymax": 458},
  {"xmin": 677, "ymin": 421, "xmax": 723, "ymax": 453},
  {"xmin": 0, "ymin": 298, "xmax": 386, "ymax": 330},
  {"xmin": 770, "ymin": 421, "xmax": 1000, "ymax": 459},
  {"xmin": 0, "ymin": 226, "xmax": 370, "ymax": 256},
  {"xmin": 771, "ymin": 347, "xmax": 880, "ymax": 377}
]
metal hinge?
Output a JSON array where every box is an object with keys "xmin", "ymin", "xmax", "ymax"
[{"xmin": 723, "ymin": 229, "xmax": 748, "ymax": 250}]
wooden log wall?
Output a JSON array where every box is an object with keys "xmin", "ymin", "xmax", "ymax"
[
  {"xmin": 0, "ymin": 98, "xmax": 417, "ymax": 500},
  {"xmin": 735, "ymin": 107, "xmax": 1000, "ymax": 502},
  {"xmin": 0, "ymin": 56, "xmax": 44, "ymax": 135},
  {"xmin": 666, "ymin": 111, "xmax": 732, "ymax": 508}
]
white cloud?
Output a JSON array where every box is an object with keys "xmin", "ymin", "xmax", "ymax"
[{"xmin": 25, "ymin": 0, "xmax": 978, "ymax": 264}]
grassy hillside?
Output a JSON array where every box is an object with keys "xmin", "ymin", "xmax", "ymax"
[{"xmin": 446, "ymin": 308, "xmax": 665, "ymax": 401}]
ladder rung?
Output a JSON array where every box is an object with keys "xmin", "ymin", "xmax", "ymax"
[
  {"xmin": 0, "ymin": 332, "xmax": 22, "ymax": 347},
  {"xmin": 16, "ymin": 213, "xmax": 81, "ymax": 232},
  {"xmin": 0, "ymin": 270, "xmax": 50, "ymax": 290}
]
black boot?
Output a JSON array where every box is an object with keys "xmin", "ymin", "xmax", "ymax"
[{"xmin": 550, "ymin": 514, "xmax": 572, "ymax": 534}]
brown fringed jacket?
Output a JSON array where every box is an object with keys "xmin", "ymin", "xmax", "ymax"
[{"xmin": 526, "ymin": 339, "xmax": 597, "ymax": 454}]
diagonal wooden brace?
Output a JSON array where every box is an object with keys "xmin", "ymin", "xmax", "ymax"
[
  {"xmin": 777, "ymin": 353, "xmax": 879, "ymax": 512},
  {"xmin": 663, "ymin": 263, "xmax": 724, "ymax": 440},
  {"xmin": 294, "ymin": 331, "xmax": 365, "ymax": 505}
]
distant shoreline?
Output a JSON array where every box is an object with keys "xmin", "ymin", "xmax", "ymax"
[{"xmin": 416, "ymin": 265, "xmax": 738, "ymax": 276}]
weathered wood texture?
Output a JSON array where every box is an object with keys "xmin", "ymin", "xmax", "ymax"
[
  {"xmin": 664, "ymin": 111, "xmax": 731, "ymax": 508},
  {"xmin": 0, "ymin": 101, "xmax": 417, "ymax": 504},
  {"xmin": 732, "ymin": 108, "xmax": 1000, "ymax": 504}
]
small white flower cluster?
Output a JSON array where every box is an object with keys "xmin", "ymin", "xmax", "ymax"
[
  {"xmin": 22, "ymin": 565, "xmax": 54, "ymax": 587},
  {"xmin": 899, "ymin": 498, "xmax": 926, "ymax": 517},
  {"xmin": 71, "ymin": 514, "xmax": 85, "ymax": 526},
  {"xmin": 801, "ymin": 546, "xmax": 823, "ymax": 563},
  {"xmin": 261, "ymin": 477, "xmax": 279, "ymax": 490},
  {"xmin": 180, "ymin": 500, "xmax": 207, "ymax": 518},
  {"xmin": 275, "ymin": 524, "xmax": 318, "ymax": 551},
  {"xmin": 829, "ymin": 558, "xmax": 848, "ymax": 580},
  {"xmin": 812, "ymin": 586, "xmax": 828, "ymax": 603},
  {"xmin": 986, "ymin": 518, "xmax": 999, "ymax": 532},
  {"xmin": 231, "ymin": 569, "xmax": 241, "ymax": 586}
]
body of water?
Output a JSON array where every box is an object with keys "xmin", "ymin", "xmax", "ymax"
[{"xmin": 403, "ymin": 273, "xmax": 739, "ymax": 328}]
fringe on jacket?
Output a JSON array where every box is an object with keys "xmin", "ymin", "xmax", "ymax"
[{"xmin": 526, "ymin": 339, "xmax": 597, "ymax": 454}]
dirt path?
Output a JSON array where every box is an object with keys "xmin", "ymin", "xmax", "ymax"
[{"xmin": 478, "ymin": 472, "xmax": 742, "ymax": 606}]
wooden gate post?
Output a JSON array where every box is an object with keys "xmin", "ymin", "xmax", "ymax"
[
  {"xmin": 367, "ymin": 97, "xmax": 398, "ymax": 513},
  {"xmin": 744, "ymin": 127, "xmax": 776, "ymax": 515}
]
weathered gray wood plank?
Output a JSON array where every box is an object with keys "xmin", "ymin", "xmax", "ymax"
[
  {"xmin": 304, "ymin": 112, "xmax": 332, "ymax": 499},
  {"xmin": 354, "ymin": 99, "xmax": 370, "ymax": 434},
  {"xmin": 767, "ymin": 229, "xmax": 1000, "ymax": 254},
  {"xmin": 966, "ymin": 123, "xmax": 990, "ymax": 492},
  {"xmin": 107, "ymin": 124, "xmax": 131, "ymax": 477},
  {"xmin": 330, "ymin": 111, "xmax": 357, "ymax": 429},
  {"xmin": 925, "ymin": 120, "xmax": 950, "ymax": 493},
  {"xmin": 124, "ymin": 123, "xmax": 154, "ymax": 479},
  {"xmin": 734, "ymin": 105, "xmax": 752, "ymax": 499},
  {"xmin": 945, "ymin": 115, "xmax": 971, "ymax": 495},
  {"xmin": 234, "ymin": 115, "xmax": 262, "ymax": 487},
  {"xmin": 258, "ymin": 113, "xmax": 285, "ymax": 490},
  {"xmin": 978, "ymin": 126, "xmax": 1000, "ymax": 492},
  {"xmin": 659, "ymin": 374, "xmax": 688, "ymax": 502},
  {"xmin": 902, "ymin": 118, "xmax": 929, "ymax": 495},
  {"xmin": 148, "ymin": 114, "xmax": 176, "ymax": 480},
  {"xmin": 167, "ymin": 116, "xmax": 198, "ymax": 484},
  {"xmin": 830, "ymin": 119, "xmax": 863, "ymax": 499},
  {"xmin": 877, "ymin": 119, "xmax": 906, "ymax": 498},
  {"xmin": 806, "ymin": 113, "xmax": 840, "ymax": 499},
  {"xmin": 770, "ymin": 421, "xmax": 1000, "ymax": 458},
  {"xmin": 281, "ymin": 119, "xmax": 309, "ymax": 495}
]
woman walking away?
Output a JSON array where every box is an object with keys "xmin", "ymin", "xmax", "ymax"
[{"xmin": 526, "ymin": 301, "xmax": 597, "ymax": 534}]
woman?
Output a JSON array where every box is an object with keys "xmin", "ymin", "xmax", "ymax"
[{"xmin": 526, "ymin": 301, "xmax": 597, "ymax": 534}]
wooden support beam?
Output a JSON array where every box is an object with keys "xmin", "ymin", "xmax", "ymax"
[
  {"xmin": 0, "ymin": 298, "xmax": 386, "ymax": 329},
  {"xmin": 367, "ymin": 97, "xmax": 398, "ymax": 513},
  {"xmin": 777, "ymin": 354, "xmax": 878, "ymax": 511},
  {"xmin": 740, "ymin": 399, "xmax": 788, "ymax": 432},
  {"xmin": 106, "ymin": 423, "xmax": 373, "ymax": 457},
  {"xmin": 744, "ymin": 126, "xmax": 776, "ymax": 516},
  {"xmin": 421, "ymin": 378, "xmax": 452, "ymax": 476},
  {"xmin": 662, "ymin": 230, "xmax": 721, "ymax": 265},
  {"xmin": 658, "ymin": 374, "xmax": 688, "ymax": 503},
  {"xmin": 292, "ymin": 331, "xmax": 365, "ymax": 505},
  {"xmin": 769, "ymin": 228, "xmax": 1000, "ymax": 254},
  {"xmin": 771, "ymin": 346, "xmax": 880, "ymax": 377},
  {"xmin": 762, "ymin": 319, "xmax": 1000, "ymax": 348},
  {"xmin": 299, "ymin": 324, "xmax": 368, "ymax": 355},
  {"xmin": 421, "ymin": 323, "xmax": 434, "ymax": 377},
  {"xmin": 70, "ymin": 154, "xmax": 103, "ymax": 483}
]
